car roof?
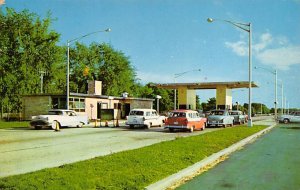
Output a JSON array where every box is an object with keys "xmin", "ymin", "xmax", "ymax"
[
  {"xmin": 170, "ymin": 109, "xmax": 198, "ymax": 113},
  {"xmin": 49, "ymin": 109, "xmax": 74, "ymax": 112},
  {"xmin": 130, "ymin": 109, "xmax": 156, "ymax": 111}
]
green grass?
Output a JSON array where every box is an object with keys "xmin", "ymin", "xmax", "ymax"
[
  {"xmin": 0, "ymin": 125, "xmax": 267, "ymax": 190},
  {"xmin": 0, "ymin": 121, "xmax": 30, "ymax": 129}
]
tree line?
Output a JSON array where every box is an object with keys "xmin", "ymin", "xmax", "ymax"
[
  {"xmin": 1, "ymin": 8, "xmax": 278, "ymax": 119},
  {"xmin": 0, "ymin": 8, "xmax": 178, "ymax": 118}
]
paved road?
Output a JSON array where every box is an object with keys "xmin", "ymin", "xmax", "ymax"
[
  {"xmin": 177, "ymin": 123, "xmax": 300, "ymax": 190},
  {"xmin": 0, "ymin": 116, "xmax": 273, "ymax": 178},
  {"xmin": 0, "ymin": 124, "xmax": 221, "ymax": 178}
]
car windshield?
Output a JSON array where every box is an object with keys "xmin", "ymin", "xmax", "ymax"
[
  {"xmin": 170, "ymin": 112, "xmax": 186, "ymax": 118},
  {"xmin": 129, "ymin": 111, "xmax": 144, "ymax": 116},
  {"xmin": 211, "ymin": 111, "xmax": 225, "ymax": 116},
  {"xmin": 48, "ymin": 111, "xmax": 63, "ymax": 115}
]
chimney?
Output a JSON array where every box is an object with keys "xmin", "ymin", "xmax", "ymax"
[{"xmin": 88, "ymin": 80, "xmax": 102, "ymax": 95}]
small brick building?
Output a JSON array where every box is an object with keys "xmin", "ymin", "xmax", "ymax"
[{"xmin": 22, "ymin": 81, "xmax": 154, "ymax": 120}]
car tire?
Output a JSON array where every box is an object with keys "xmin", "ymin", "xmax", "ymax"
[
  {"xmin": 77, "ymin": 122, "xmax": 84, "ymax": 128},
  {"xmin": 283, "ymin": 118, "xmax": 289, "ymax": 124},
  {"xmin": 190, "ymin": 126, "xmax": 194, "ymax": 133},
  {"xmin": 201, "ymin": 124, "xmax": 205, "ymax": 131},
  {"xmin": 169, "ymin": 128, "xmax": 174, "ymax": 132},
  {"xmin": 146, "ymin": 123, "xmax": 151, "ymax": 129},
  {"xmin": 129, "ymin": 125, "xmax": 134, "ymax": 129}
]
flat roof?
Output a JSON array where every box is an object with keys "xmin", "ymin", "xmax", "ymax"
[
  {"xmin": 22, "ymin": 93, "xmax": 154, "ymax": 101},
  {"xmin": 153, "ymin": 81, "xmax": 258, "ymax": 89}
]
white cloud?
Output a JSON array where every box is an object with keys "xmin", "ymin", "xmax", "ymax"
[
  {"xmin": 225, "ymin": 41, "xmax": 247, "ymax": 56},
  {"xmin": 253, "ymin": 33, "xmax": 273, "ymax": 52},
  {"xmin": 256, "ymin": 46, "xmax": 300, "ymax": 70},
  {"xmin": 225, "ymin": 32, "xmax": 300, "ymax": 70}
]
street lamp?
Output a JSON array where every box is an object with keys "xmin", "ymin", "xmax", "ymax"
[
  {"xmin": 207, "ymin": 17, "xmax": 253, "ymax": 127},
  {"xmin": 66, "ymin": 28, "xmax": 111, "ymax": 109},
  {"xmin": 173, "ymin": 69, "xmax": 201, "ymax": 110},
  {"xmin": 254, "ymin": 66, "xmax": 277, "ymax": 120}
]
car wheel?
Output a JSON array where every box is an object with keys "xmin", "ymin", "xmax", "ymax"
[
  {"xmin": 169, "ymin": 128, "xmax": 174, "ymax": 132},
  {"xmin": 77, "ymin": 122, "xmax": 84, "ymax": 128},
  {"xmin": 201, "ymin": 124, "xmax": 205, "ymax": 131},
  {"xmin": 147, "ymin": 123, "xmax": 152, "ymax": 129},
  {"xmin": 190, "ymin": 126, "xmax": 194, "ymax": 133},
  {"xmin": 283, "ymin": 119, "xmax": 289, "ymax": 124},
  {"xmin": 129, "ymin": 125, "xmax": 134, "ymax": 129},
  {"xmin": 52, "ymin": 121, "xmax": 61, "ymax": 131}
]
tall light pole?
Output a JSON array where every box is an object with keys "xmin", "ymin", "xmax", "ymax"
[
  {"xmin": 254, "ymin": 66, "xmax": 277, "ymax": 120},
  {"xmin": 173, "ymin": 69, "xmax": 201, "ymax": 110},
  {"xmin": 66, "ymin": 28, "xmax": 111, "ymax": 109},
  {"xmin": 281, "ymin": 82, "xmax": 284, "ymax": 115},
  {"xmin": 207, "ymin": 18, "xmax": 253, "ymax": 127}
]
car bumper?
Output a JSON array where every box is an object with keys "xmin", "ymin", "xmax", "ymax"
[
  {"xmin": 207, "ymin": 121, "xmax": 225, "ymax": 126},
  {"xmin": 165, "ymin": 125, "xmax": 189, "ymax": 129}
]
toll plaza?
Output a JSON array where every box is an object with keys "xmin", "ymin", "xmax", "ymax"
[{"xmin": 154, "ymin": 81, "xmax": 258, "ymax": 110}]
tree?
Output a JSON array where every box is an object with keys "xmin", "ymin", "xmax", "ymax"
[
  {"xmin": 196, "ymin": 95, "xmax": 202, "ymax": 110},
  {"xmin": 68, "ymin": 43, "xmax": 137, "ymax": 96},
  {"xmin": 139, "ymin": 83, "xmax": 174, "ymax": 113},
  {"xmin": 0, "ymin": 8, "xmax": 63, "ymax": 115}
]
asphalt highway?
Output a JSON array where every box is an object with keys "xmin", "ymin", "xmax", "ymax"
[
  {"xmin": 177, "ymin": 122, "xmax": 300, "ymax": 190},
  {"xmin": 0, "ymin": 123, "xmax": 220, "ymax": 178}
]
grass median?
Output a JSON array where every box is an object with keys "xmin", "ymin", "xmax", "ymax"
[
  {"xmin": 0, "ymin": 121, "xmax": 29, "ymax": 129},
  {"xmin": 0, "ymin": 125, "xmax": 267, "ymax": 190}
]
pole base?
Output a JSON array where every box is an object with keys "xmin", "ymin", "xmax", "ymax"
[{"xmin": 247, "ymin": 119, "xmax": 253, "ymax": 127}]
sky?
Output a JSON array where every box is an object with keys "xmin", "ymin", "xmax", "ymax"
[{"xmin": 2, "ymin": 0, "xmax": 300, "ymax": 109}]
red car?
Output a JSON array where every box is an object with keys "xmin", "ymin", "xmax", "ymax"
[{"xmin": 165, "ymin": 110, "xmax": 207, "ymax": 132}]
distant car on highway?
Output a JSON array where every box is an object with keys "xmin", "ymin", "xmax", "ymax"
[
  {"xmin": 278, "ymin": 111, "xmax": 300, "ymax": 124},
  {"xmin": 207, "ymin": 109, "xmax": 234, "ymax": 127},
  {"xmin": 126, "ymin": 109, "xmax": 165, "ymax": 129},
  {"xmin": 229, "ymin": 110, "xmax": 246, "ymax": 125},
  {"xmin": 30, "ymin": 110, "xmax": 89, "ymax": 130},
  {"xmin": 165, "ymin": 110, "xmax": 206, "ymax": 132}
]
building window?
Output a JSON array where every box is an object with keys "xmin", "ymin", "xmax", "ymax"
[
  {"xmin": 114, "ymin": 103, "xmax": 122, "ymax": 109},
  {"xmin": 69, "ymin": 98, "xmax": 85, "ymax": 112},
  {"xmin": 52, "ymin": 97, "xmax": 66, "ymax": 109}
]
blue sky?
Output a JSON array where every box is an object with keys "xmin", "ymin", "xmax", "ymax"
[{"xmin": 2, "ymin": 0, "xmax": 300, "ymax": 108}]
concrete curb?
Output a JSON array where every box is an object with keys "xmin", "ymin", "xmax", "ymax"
[{"xmin": 145, "ymin": 124, "xmax": 276, "ymax": 190}]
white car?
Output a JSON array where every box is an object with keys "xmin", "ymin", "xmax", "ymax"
[
  {"xmin": 278, "ymin": 111, "xmax": 300, "ymax": 124},
  {"xmin": 126, "ymin": 109, "xmax": 165, "ymax": 129},
  {"xmin": 30, "ymin": 109, "xmax": 89, "ymax": 130},
  {"xmin": 207, "ymin": 109, "xmax": 234, "ymax": 127}
]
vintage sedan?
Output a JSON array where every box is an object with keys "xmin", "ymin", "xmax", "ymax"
[
  {"xmin": 30, "ymin": 109, "xmax": 89, "ymax": 130},
  {"xmin": 126, "ymin": 109, "xmax": 165, "ymax": 129},
  {"xmin": 278, "ymin": 111, "xmax": 300, "ymax": 124},
  {"xmin": 229, "ymin": 110, "xmax": 246, "ymax": 124},
  {"xmin": 207, "ymin": 109, "xmax": 234, "ymax": 127},
  {"xmin": 165, "ymin": 110, "xmax": 207, "ymax": 132}
]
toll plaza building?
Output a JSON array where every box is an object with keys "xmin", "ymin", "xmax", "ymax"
[{"xmin": 154, "ymin": 81, "xmax": 258, "ymax": 110}]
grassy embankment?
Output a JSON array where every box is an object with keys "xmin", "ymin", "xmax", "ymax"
[
  {"xmin": 0, "ymin": 125, "xmax": 267, "ymax": 190},
  {"xmin": 0, "ymin": 121, "xmax": 29, "ymax": 129}
]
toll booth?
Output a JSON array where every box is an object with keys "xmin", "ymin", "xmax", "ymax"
[{"xmin": 154, "ymin": 81, "xmax": 258, "ymax": 110}]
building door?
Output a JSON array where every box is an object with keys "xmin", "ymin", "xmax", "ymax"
[
  {"xmin": 122, "ymin": 103, "xmax": 131, "ymax": 119},
  {"xmin": 97, "ymin": 102, "xmax": 102, "ymax": 119}
]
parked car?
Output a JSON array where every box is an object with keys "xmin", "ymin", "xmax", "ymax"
[
  {"xmin": 126, "ymin": 109, "xmax": 165, "ymax": 129},
  {"xmin": 30, "ymin": 110, "xmax": 89, "ymax": 130},
  {"xmin": 278, "ymin": 111, "xmax": 300, "ymax": 124},
  {"xmin": 165, "ymin": 110, "xmax": 207, "ymax": 132},
  {"xmin": 207, "ymin": 109, "xmax": 234, "ymax": 127},
  {"xmin": 229, "ymin": 110, "xmax": 246, "ymax": 124}
]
